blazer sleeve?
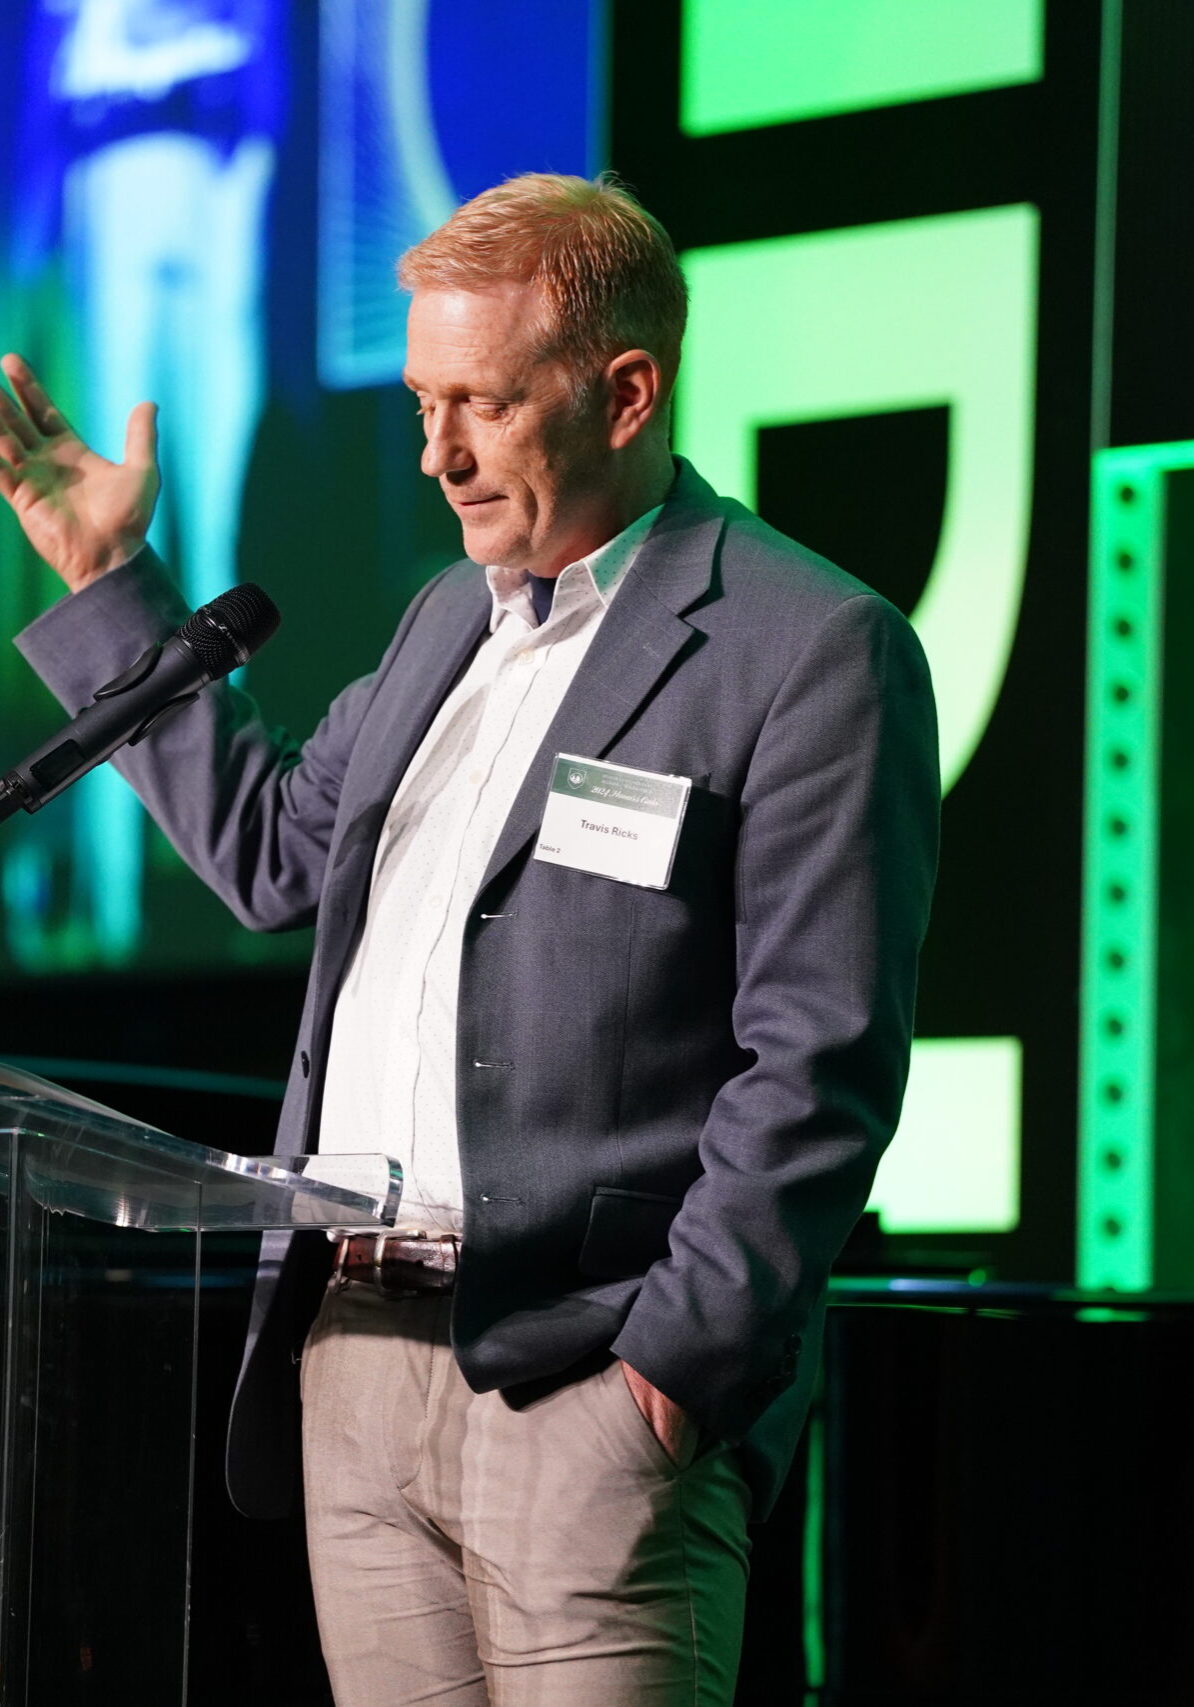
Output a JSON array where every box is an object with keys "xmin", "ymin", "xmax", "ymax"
[
  {"xmin": 610, "ymin": 592, "xmax": 940, "ymax": 1444},
  {"xmin": 12, "ymin": 548, "xmax": 438, "ymax": 932}
]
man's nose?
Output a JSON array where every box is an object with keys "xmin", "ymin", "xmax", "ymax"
[{"xmin": 420, "ymin": 411, "xmax": 474, "ymax": 479}]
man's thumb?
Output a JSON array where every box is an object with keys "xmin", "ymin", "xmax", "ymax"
[{"xmin": 124, "ymin": 401, "xmax": 159, "ymax": 470}]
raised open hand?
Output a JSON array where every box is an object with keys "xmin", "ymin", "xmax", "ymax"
[{"xmin": 0, "ymin": 353, "xmax": 159, "ymax": 593}]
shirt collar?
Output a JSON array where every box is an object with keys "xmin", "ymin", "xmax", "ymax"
[{"xmin": 484, "ymin": 503, "xmax": 663, "ymax": 634}]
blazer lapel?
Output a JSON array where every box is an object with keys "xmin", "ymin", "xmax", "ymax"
[
  {"xmin": 347, "ymin": 563, "xmax": 492, "ymax": 827},
  {"xmin": 477, "ymin": 465, "xmax": 727, "ymax": 895}
]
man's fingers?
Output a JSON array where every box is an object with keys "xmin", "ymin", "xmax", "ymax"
[
  {"xmin": 0, "ymin": 384, "xmax": 36, "ymax": 449},
  {"xmin": 123, "ymin": 400, "xmax": 159, "ymax": 471},
  {"xmin": 0, "ymin": 352, "xmax": 71, "ymax": 437},
  {"xmin": 0, "ymin": 453, "xmax": 19, "ymax": 503}
]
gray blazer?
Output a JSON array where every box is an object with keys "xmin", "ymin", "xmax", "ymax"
[{"xmin": 16, "ymin": 460, "xmax": 939, "ymax": 1520}]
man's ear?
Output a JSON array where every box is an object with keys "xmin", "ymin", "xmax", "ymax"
[{"xmin": 605, "ymin": 349, "xmax": 664, "ymax": 449}]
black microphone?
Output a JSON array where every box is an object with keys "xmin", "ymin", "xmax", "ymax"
[{"xmin": 0, "ymin": 583, "xmax": 280, "ymax": 824}]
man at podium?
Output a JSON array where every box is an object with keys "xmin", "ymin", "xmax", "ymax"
[{"xmin": 1, "ymin": 174, "xmax": 938, "ymax": 1706}]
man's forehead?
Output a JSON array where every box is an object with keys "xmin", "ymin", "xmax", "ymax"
[
  {"xmin": 404, "ymin": 285, "xmax": 554, "ymax": 392},
  {"xmin": 408, "ymin": 280, "xmax": 543, "ymax": 332}
]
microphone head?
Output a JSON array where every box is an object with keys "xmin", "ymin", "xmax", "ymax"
[{"xmin": 178, "ymin": 584, "xmax": 281, "ymax": 678}]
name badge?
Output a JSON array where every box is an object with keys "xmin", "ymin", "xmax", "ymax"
[{"xmin": 534, "ymin": 753, "xmax": 691, "ymax": 890}]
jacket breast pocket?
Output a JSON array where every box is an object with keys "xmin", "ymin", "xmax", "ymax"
[{"xmin": 576, "ymin": 1185, "xmax": 682, "ymax": 1281}]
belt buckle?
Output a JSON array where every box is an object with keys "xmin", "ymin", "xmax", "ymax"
[
  {"xmin": 330, "ymin": 1229, "xmax": 456, "ymax": 1298},
  {"xmin": 371, "ymin": 1231, "xmax": 419, "ymax": 1298}
]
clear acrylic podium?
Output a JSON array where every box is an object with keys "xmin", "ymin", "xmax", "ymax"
[{"xmin": 0, "ymin": 1063, "xmax": 402, "ymax": 1706}]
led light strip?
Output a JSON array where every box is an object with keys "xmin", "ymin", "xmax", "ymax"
[{"xmin": 1078, "ymin": 446, "xmax": 1194, "ymax": 1287}]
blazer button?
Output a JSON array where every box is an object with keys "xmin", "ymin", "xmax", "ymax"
[{"xmin": 300, "ymin": 1051, "xmax": 311, "ymax": 1079}]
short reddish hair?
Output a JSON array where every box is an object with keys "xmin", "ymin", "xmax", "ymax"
[{"xmin": 399, "ymin": 173, "xmax": 687, "ymax": 402}]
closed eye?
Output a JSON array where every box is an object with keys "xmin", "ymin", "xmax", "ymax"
[{"xmin": 409, "ymin": 396, "xmax": 508, "ymax": 418}]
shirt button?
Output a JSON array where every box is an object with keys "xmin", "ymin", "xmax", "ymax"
[{"xmin": 469, "ymin": 769, "xmax": 484, "ymax": 785}]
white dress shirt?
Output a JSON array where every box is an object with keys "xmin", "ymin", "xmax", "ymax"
[{"xmin": 317, "ymin": 505, "xmax": 663, "ymax": 1231}]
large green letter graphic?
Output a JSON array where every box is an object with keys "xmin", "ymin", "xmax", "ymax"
[{"xmin": 677, "ymin": 205, "xmax": 1039, "ymax": 797}]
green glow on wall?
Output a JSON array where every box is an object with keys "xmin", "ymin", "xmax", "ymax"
[
  {"xmin": 681, "ymin": 0, "xmax": 1044, "ymax": 136},
  {"xmin": 677, "ymin": 206, "xmax": 1039, "ymax": 797},
  {"xmin": 801, "ymin": 1406, "xmax": 826, "ymax": 1688},
  {"xmin": 1079, "ymin": 446, "xmax": 1178, "ymax": 1290},
  {"xmin": 868, "ymin": 1037, "xmax": 1021, "ymax": 1234}
]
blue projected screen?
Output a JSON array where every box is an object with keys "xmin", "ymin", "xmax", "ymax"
[
  {"xmin": 0, "ymin": 0, "xmax": 604, "ymax": 978},
  {"xmin": 320, "ymin": 0, "xmax": 604, "ymax": 388}
]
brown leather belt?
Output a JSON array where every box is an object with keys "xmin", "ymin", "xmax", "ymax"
[{"xmin": 331, "ymin": 1232, "xmax": 459, "ymax": 1297}]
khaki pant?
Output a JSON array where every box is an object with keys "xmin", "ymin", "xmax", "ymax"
[{"xmin": 301, "ymin": 1283, "xmax": 751, "ymax": 1705}]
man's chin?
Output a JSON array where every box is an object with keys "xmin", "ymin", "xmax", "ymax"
[{"xmin": 460, "ymin": 520, "xmax": 522, "ymax": 568}]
